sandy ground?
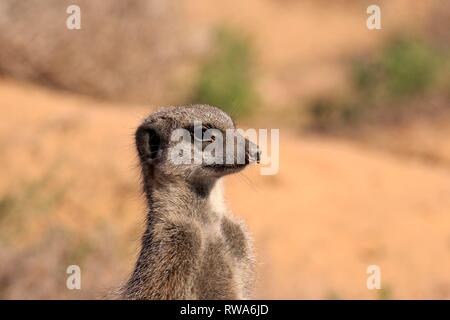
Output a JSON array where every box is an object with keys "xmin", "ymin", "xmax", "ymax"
[{"xmin": 1, "ymin": 80, "xmax": 450, "ymax": 299}]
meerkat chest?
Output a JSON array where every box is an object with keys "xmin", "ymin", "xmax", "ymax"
[
  {"xmin": 201, "ymin": 215, "xmax": 248, "ymax": 258},
  {"xmin": 195, "ymin": 216, "xmax": 250, "ymax": 299},
  {"xmin": 203, "ymin": 182, "xmax": 249, "ymax": 258},
  {"xmin": 201, "ymin": 218, "xmax": 223, "ymax": 240}
]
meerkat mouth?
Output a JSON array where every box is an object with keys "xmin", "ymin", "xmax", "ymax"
[{"xmin": 205, "ymin": 163, "xmax": 248, "ymax": 173}]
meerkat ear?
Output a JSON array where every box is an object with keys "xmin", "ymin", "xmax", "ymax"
[{"xmin": 135, "ymin": 125, "xmax": 162, "ymax": 161}]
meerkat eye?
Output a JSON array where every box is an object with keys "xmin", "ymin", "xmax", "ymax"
[{"xmin": 192, "ymin": 125, "xmax": 214, "ymax": 142}]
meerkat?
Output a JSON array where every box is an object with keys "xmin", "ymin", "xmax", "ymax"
[{"xmin": 122, "ymin": 105, "xmax": 260, "ymax": 300}]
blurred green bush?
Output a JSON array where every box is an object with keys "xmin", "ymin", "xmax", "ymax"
[
  {"xmin": 308, "ymin": 36, "xmax": 447, "ymax": 131},
  {"xmin": 353, "ymin": 37, "xmax": 439, "ymax": 98},
  {"xmin": 191, "ymin": 27, "xmax": 258, "ymax": 118}
]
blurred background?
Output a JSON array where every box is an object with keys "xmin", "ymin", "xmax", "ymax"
[{"xmin": 0, "ymin": 0, "xmax": 449, "ymax": 299}]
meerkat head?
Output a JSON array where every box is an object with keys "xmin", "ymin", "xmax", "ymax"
[{"xmin": 135, "ymin": 105, "xmax": 260, "ymax": 185}]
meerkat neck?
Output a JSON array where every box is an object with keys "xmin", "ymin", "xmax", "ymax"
[
  {"xmin": 125, "ymin": 175, "xmax": 229, "ymax": 299},
  {"xmin": 144, "ymin": 173, "xmax": 226, "ymax": 223}
]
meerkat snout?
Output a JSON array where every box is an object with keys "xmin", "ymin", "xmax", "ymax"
[{"xmin": 246, "ymin": 139, "xmax": 261, "ymax": 164}]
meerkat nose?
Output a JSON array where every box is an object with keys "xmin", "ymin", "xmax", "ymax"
[
  {"xmin": 246, "ymin": 142, "xmax": 261, "ymax": 164},
  {"xmin": 256, "ymin": 150, "xmax": 261, "ymax": 164}
]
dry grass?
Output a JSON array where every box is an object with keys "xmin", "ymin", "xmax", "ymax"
[{"xmin": 0, "ymin": 0, "xmax": 204, "ymax": 105}]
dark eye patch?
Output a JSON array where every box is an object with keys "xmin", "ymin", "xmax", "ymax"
[{"xmin": 186, "ymin": 123, "xmax": 214, "ymax": 142}]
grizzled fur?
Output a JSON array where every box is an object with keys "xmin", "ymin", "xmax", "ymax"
[{"xmin": 122, "ymin": 105, "xmax": 258, "ymax": 300}]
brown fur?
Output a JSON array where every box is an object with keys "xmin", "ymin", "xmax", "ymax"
[{"xmin": 122, "ymin": 105, "xmax": 258, "ymax": 300}]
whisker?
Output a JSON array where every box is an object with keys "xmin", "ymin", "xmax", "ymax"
[{"xmin": 239, "ymin": 172, "xmax": 259, "ymax": 193}]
